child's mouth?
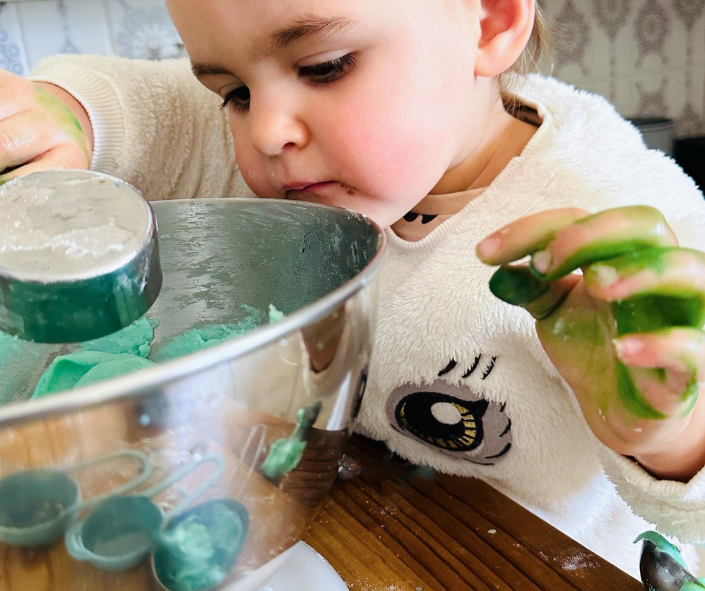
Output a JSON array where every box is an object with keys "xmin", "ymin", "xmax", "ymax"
[{"xmin": 283, "ymin": 181, "xmax": 338, "ymax": 196}]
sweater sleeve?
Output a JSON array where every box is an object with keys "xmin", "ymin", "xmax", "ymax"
[
  {"xmin": 597, "ymin": 446, "xmax": 705, "ymax": 545},
  {"xmin": 28, "ymin": 55, "xmax": 254, "ymax": 202}
]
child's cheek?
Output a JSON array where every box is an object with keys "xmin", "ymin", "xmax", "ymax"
[
  {"xmin": 231, "ymin": 134, "xmax": 277, "ymax": 199},
  {"xmin": 329, "ymin": 94, "xmax": 457, "ymax": 201}
]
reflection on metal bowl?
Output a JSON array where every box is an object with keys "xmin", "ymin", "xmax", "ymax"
[{"xmin": 0, "ymin": 198, "xmax": 385, "ymax": 591}]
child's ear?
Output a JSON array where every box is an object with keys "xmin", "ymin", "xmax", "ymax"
[{"xmin": 473, "ymin": 0, "xmax": 535, "ymax": 77}]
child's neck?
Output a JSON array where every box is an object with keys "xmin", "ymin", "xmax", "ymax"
[{"xmin": 430, "ymin": 100, "xmax": 538, "ymax": 195}]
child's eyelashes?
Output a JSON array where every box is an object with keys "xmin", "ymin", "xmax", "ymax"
[
  {"xmin": 220, "ymin": 86, "xmax": 250, "ymax": 113},
  {"xmin": 220, "ymin": 53, "xmax": 356, "ymax": 113},
  {"xmin": 297, "ymin": 53, "xmax": 356, "ymax": 86}
]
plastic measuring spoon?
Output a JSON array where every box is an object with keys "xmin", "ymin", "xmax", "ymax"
[
  {"xmin": 65, "ymin": 453, "xmax": 225, "ymax": 572},
  {"xmin": 151, "ymin": 425, "xmax": 268, "ymax": 591},
  {"xmin": 0, "ymin": 449, "xmax": 152, "ymax": 547}
]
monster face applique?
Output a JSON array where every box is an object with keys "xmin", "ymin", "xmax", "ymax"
[{"xmin": 384, "ymin": 358, "xmax": 512, "ymax": 466}]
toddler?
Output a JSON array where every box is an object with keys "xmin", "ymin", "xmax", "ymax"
[{"xmin": 1, "ymin": 0, "xmax": 705, "ymax": 577}]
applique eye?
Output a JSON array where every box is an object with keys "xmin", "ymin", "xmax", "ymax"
[
  {"xmin": 395, "ymin": 391, "xmax": 488, "ymax": 452},
  {"xmin": 385, "ymin": 356, "xmax": 512, "ymax": 465}
]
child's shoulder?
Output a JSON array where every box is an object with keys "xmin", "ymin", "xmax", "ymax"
[
  {"xmin": 508, "ymin": 74, "xmax": 704, "ymax": 245},
  {"xmin": 515, "ymin": 73, "xmax": 657, "ymax": 173}
]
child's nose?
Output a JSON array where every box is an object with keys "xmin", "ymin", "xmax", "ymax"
[{"xmin": 249, "ymin": 99, "xmax": 309, "ymax": 156}]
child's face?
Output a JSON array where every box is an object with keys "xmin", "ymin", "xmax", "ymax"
[{"xmin": 168, "ymin": 0, "xmax": 492, "ymax": 226}]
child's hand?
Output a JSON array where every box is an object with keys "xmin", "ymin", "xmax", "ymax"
[
  {"xmin": 477, "ymin": 206, "xmax": 705, "ymax": 481},
  {"xmin": 0, "ymin": 70, "xmax": 92, "ymax": 184}
]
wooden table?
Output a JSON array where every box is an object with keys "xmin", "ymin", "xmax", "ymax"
[
  {"xmin": 0, "ymin": 408, "xmax": 642, "ymax": 591},
  {"xmin": 305, "ymin": 435, "xmax": 643, "ymax": 591}
]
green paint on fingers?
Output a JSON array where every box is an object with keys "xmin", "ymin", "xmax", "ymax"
[
  {"xmin": 33, "ymin": 85, "xmax": 89, "ymax": 163},
  {"xmin": 612, "ymin": 295, "xmax": 705, "ymax": 336},
  {"xmin": 489, "ymin": 266, "xmax": 549, "ymax": 306},
  {"xmin": 531, "ymin": 239, "xmax": 667, "ymax": 282},
  {"xmin": 616, "ymin": 362, "xmax": 666, "ymax": 420}
]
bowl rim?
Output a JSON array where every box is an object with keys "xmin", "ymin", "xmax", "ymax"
[{"xmin": 0, "ymin": 197, "xmax": 386, "ymax": 427}]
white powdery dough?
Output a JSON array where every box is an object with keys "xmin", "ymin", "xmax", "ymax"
[{"xmin": 0, "ymin": 174, "xmax": 151, "ymax": 280}]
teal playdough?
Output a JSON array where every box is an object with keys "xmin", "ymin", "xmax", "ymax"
[
  {"xmin": 30, "ymin": 317, "xmax": 160, "ymax": 399},
  {"xmin": 32, "ymin": 352, "xmax": 156, "ymax": 399},
  {"xmin": 261, "ymin": 401, "xmax": 322, "ymax": 479},
  {"xmin": 154, "ymin": 499, "xmax": 248, "ymax": 591},
  {"xmin": 27, "ymin": 305, "xmax": 284, "ymax": 400},
  {"xmin": 0, "ymin": 331, "xmax": 55, "ymax": 403},
  {"xmin": 79, "ymin": 317, "xmax": 159, "ymax": 358},
  {"xmin": 151, "ymin": 304, "xmax": 282, "ymax": 362},
  {"xmin": 151, "ymin": 320, "xmax": 259, "ymax": 363}
]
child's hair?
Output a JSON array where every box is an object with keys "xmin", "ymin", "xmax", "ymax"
[{"xmin": 499, "ymin": 3, "xmax": 552, "ymax": 104}]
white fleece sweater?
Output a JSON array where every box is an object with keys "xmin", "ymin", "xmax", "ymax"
[{"xmin": 30, "ymin": 56, "xmax": 705, "ymax": 578}]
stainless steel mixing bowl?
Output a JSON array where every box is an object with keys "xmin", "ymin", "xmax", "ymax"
[{"xmin": 0, "ymin": 198, "xmax": 385, "ymax": 591}]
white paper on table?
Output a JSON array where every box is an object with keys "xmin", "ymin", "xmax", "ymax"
[{"xmin": 224, "ymin": 541, "xmax": 349, "ymax": 591}]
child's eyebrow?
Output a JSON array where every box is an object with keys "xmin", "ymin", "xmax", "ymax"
[
  {"xmin": 268, "ymin": 16, "xmax": 359, "ymax": 51},
  {"xmin": 191, "ymin": 16, "xmax": 360, "ymax": 78}
]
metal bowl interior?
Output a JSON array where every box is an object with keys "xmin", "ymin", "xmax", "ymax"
[
  {"xmin": 0, "ymin": 198, "xmax": 385, "ymax": 590},
  {"xmin": 0, "ymin": 198, "xmax": 383, "ymax": 407}
]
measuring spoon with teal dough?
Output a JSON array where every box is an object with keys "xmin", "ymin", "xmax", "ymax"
[{"xmin": 65, "ymin": 452, "xmax": 225, "ymax": 572}]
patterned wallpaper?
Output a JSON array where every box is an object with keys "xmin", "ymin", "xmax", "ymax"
[
  {"xmin": 0, "ymin": 0, "xmax": 182, "ymax": 76},
  {"xmin": 540, "ymin": 0, "xmax": 705, "ymax": 138},
  {"xmin": 0, "ymin": 0, "xmax": 703, "ymax": 138}
]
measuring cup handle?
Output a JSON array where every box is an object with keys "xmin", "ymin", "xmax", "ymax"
[
  {"xmin": 73, "ymin": 450, "xmax": 153, "ymax": 509},
  {"xmin": 154, "ymin": 453, "xmax": 225, "ymax": 521},
  {"xmin": 65, "ymin": 521, "xmax": 93, "ymax": 561}
]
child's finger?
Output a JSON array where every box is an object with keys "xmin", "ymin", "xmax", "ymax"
[
  {"xmin": 614, "ymin": 328, "xmax": 704, "ymax": 417},
  {"xmin": 0, "ymin": 70, "xmax": 36, "ymax": 120},
  {"xmin": 0, "ymin": 144, "xmax": 78, "ymax": 184},
  {"xmin": 529, "ymin": 206, "xmax": 678, "ymax": 282},
  {"xmin": 489, "ymin": 264, "xmax": 580, "ymax": 319},
  {"xmin": 0, "ymin": 112, "xmax": 62, "ymax": 172},
  {"xmin": 584, "ymin": 247, "xmax": 705, "ymax": 303},
  {"xmin": 613, "ymin": 328, "xmax": 705, "ymax": 375},
  {"xmin": 476, "ymin": 208, "xmax": 587, "ymax": 265}
]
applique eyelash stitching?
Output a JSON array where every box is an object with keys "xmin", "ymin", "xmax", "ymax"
[
  {"xmin": 441, "ymin": 354, "xmax": 498, "ymax": 381},
  {"xmin": 462, "ymin": 355, "xmax": 482, "ymax": 378},
  {"xmin": 481, "ymin": 356, "xmax": 497, "ymax": 380},
  {"xmin": 438, "ymin": 359, "xmax": 457, "ymax": 377}
]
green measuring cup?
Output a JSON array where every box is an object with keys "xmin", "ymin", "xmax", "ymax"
[
  {"xmin": 151, "ymin": 497, "xmax": 249, "ymax": 591},
  {"xmin": 65, "ymin": 453, "xmax": 225, "ymax": 572},
  {"xmin": 0, "ymin": 450, "xmax": 152, "ymax": 547}
]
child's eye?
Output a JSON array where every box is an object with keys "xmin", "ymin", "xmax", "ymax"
[
  {"xmin": 221, "ymin": 86, "xmax": 250, "ymax": 112},
  {"xmin": 297, "ymin": 53, "xmax": 356, "ymax": 86}
]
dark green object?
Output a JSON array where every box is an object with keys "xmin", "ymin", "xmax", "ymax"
[
  {"xmin": 68, "ymin": 495, "xmax": 163, "ymax": 572},
  {"xmin": 1, "ymin": 248, "xmax": 161, "ymax": 344},
  {"xmin": 636, "ymin": 531, "xmax": 705, "ymax": 591},
  {"xmin": 489, "ymin": 265, "xmax": 549, "ymax": 306},
  {"xmin": 0, "ymin": 450, "xmax": 151, "ymax": 548},
  {"xmin": 153, "ymin": 498, "xmax": 249, "ymax": 591}
]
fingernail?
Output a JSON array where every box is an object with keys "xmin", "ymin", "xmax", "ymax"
[
  {"xmin": 613, "ymin": 337, "xmax": 643, "ymax": 358},
  {"xmin": 531, "ymin": 250, "xmax": 552, "ymax": 275},
  {"xmin": 477, "ymin": 235, "xmax": 501, "ymax": 260}
]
